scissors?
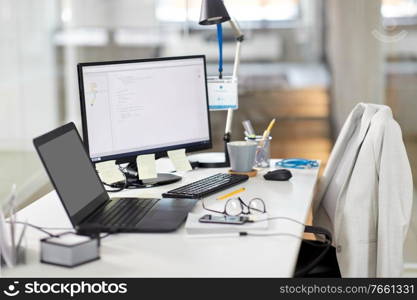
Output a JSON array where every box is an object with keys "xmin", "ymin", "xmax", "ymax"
[{"xmin": 275, "ymin": 159, "xmax": 319, "ymax": 169}]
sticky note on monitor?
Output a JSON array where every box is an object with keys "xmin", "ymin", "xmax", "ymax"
[
  {"xmin": 137, "ymin": 154, "xmax": 157, "ymax": 179},
  {"xmin": 95, "ymin": 160, "xmax": 124, "ymax": 184},
  {"xmin": 168, "ymin": 149, "xmax": 192, "ymax": 172}
]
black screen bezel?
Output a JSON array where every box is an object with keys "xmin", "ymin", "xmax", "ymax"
[
  {"xmin": 33, "ymin": 122, "xmax": 109, "ymax": 226},
  {"xmin": 77, "ymin": 55, "xmax": 213, "ymax": 164}
]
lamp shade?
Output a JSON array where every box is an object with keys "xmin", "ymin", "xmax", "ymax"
[{"xmin": 199, "ymin": 0, "xmax": 231, "ymax": 25}]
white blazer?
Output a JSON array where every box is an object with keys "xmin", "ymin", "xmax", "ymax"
[{"xmin": 313, "ymin": 103, "xmax": 413, "ymax": 277}]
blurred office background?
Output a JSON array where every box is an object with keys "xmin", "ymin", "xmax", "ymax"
[{"xmin": 0, "ymin": 0, "xmax": 416, "ymax": 275}]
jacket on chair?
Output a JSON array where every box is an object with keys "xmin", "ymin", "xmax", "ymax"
[{"xmin": 313, "ymin": 103, "xmax": 413, "ymax": 277}]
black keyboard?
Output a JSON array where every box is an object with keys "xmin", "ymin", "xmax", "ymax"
[
  {"xmin": 86, "ymin": 198, "xmax": 158, "ymax": 228},
  {"xmin": 162, "ymin": 173, "xmax": 249, "ymax": 199}
]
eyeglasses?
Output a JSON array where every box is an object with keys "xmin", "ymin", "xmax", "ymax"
[{"xmin": 202, "ymin": 197, "xmax": 266, "ymax": 216}]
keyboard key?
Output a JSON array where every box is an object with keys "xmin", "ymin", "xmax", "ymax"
[{"xmin": 87, "ymin": 198, "xmax": 158, "ymax": 228}]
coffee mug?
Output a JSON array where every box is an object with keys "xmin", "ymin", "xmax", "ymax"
[{"xmin": 227, "ymin": 141, "xmax": 257, "ymax": 172}]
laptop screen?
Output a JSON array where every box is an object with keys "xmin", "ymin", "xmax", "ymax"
[{"xmin": 35, "ymin": 124, "xmax": 108, "ymax": 225}]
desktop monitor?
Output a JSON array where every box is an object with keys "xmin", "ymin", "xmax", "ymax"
[{"xmin": 77, "ymin": 55, "xmax": 212, "ymax": 188}]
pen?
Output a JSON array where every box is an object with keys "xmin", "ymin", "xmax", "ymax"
[
  {"xmin": 217, "ymin": 187, "xmax": 246, "ymax": 200},
  {"xmin": 242, "ymin": 120, "xmax": 256, "ymax": 136}
]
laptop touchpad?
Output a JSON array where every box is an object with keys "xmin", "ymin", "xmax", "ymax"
[{"xmin": 137, "ymin": 198, "xmax": 197, "ymax": 232}]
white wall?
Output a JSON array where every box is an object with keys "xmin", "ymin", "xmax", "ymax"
[
  {"xmin": 0, "ymin": 0, "xmax": 59, "ymax": 150},
  {"xmin": 326, "ymin": 0, "xmax": 385, "ymax": 133},
  {"xmin": 66, "ymin": 0, "xmax": 157, "ymax": 29}
]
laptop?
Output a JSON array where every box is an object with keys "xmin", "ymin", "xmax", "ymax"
[{"xmin": 33, "ymin": 122, "xmax": 198, "ymax": 233}]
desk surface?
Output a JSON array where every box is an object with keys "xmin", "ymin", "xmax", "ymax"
[{"xmin": 2, "ymin": 159, "xmax": 320, "ymax": 278}]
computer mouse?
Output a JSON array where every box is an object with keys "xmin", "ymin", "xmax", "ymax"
[{"xmin": 263, "ymin": 169, "xmax": 292, "ymax": 181}]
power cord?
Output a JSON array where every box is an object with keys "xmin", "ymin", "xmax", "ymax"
[
  {"xmin": 249, "ymin": 215, "xmax": 305, "ymax": 226},
  {"xmin": 7, "ymin": 221, "xmax": 112, "ymax": 240},
  {"xmin": 238, "ymin": 231, "xmax": 330, "ymax": 248},
  {"xmin": 7, "ymin": 221, "xmax": 69, "ymax": 238},
  {"xmin": 190, "ymin": 215, "xmax": 331, "ymax": 247},
  {"xmin": 249, "ymin": 215, "xmax": 332, "ymax": 246}
]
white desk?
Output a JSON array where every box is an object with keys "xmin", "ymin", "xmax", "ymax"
[{"xmin": 2, "ymin": 159, "xmax": 320, "ymax": 277}]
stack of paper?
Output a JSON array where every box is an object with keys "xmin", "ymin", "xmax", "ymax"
[{"xmin": 185, "ymin": 213, "xmax": 269, "ymax": 235}]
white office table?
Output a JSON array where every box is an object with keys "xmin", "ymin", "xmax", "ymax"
[{"xmin": 2, "ymin": 159, "xmax": 320, "ymax": 277}]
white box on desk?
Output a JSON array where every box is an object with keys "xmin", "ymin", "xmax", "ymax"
[{"xmin": 40, "ymin": 233, "xmax": 99, "ymax": 268}]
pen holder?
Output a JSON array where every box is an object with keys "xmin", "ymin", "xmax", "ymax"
[{"xmin": 245, "ymin": 136, "xmax": 272, "ymax": 168}]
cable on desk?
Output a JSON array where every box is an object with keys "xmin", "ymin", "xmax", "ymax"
[
  {"xmin": 250, "ymin": 215, "xmax": 305, "ymax": 226},
  {"xmin": 240, "ymin": 231, "xmax": 302, "ymax": 240},
  {"xmin": 239, "ymin": 231, "xmax": 330, "ymax": 248},
  {"xmin": 9, "ymin": 221, "xmax": 113, "ymax": 242},
  {"xmin": 247, "ymin": 216, "xmax": 331, "ymax": 247},
  {"xmin": 7, "ymin": 221, "xmax": 65, "ymax": 238}
]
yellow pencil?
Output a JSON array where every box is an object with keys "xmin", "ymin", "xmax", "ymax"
[
  {"xmin": 262, "ymin": 118, "xmax": 276, "ymax": 140},
  {"xmin": 217, "ymin": 187, "xmax": 246, "ymax": 200},
  {"xmin": 259, "ymin": 118, "xmax": 276, "ymax": 148}
]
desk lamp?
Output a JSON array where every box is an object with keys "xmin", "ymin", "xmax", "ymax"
[{"xmin": 195, "ymin": 0, "xmax": 244, "ymax": 168}]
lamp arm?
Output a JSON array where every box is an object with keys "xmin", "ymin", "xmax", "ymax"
[
  {"xmin": 229, "ymin": 18, "xmax": 244, "ymax": 79},
  {"xmin": 229, "ymin": 18, "xmax": 244, "ymax": 41}
]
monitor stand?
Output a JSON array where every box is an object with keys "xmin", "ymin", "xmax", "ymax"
[{"xmin": 112, "ymin": 162, "xmax": 182, "ymax": 189}]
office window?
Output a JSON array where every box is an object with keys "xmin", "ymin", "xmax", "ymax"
[
  {"xmin": 156, "ymin": 0, "xmax": 300, "ymax": 23},
  {"xmin": 381, "ymin": 0, "xmax": 417, "ymax": 19}
]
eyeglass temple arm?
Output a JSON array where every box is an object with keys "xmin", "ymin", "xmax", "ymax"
[{"xmin": 202, "ymin": 199, "xmax": 226, "ymax": 215}]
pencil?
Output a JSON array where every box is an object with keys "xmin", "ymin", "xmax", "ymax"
[
  {"xmin": 217, "ymin": 187, "xmax": 246, "ymax": 200},
  {"xmin": 262, "ymin": 118, "xmax": 276, "ymax": 140},
  {"xmin": 259, "ymin": 118, "xmax": 276, "ymax": 148}
]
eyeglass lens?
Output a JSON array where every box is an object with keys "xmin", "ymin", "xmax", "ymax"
[
  {"xmin": 248, "ymin": 198, "xmax": 266, "ymax": 214},
  {"xmin": 224, "ymin": 197, "xmax": 266, "ymax": 216},
  {"xmin": 225, "ymin": 198, "xmax": 243, "ymax": 216}
]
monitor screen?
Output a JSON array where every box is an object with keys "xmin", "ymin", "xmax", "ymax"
[{"xmin": 78, "ymin": 56, "xmax": 211, "ymax": 163}]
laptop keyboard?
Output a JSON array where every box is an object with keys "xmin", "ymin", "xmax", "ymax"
[{"xmin": 87, "ymin": 198, "xmax": 159, "ymax": 228}]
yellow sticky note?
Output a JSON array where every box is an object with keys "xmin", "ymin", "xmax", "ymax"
[
  {"xmin": 137, "ymin": 154, "xmax": 157, "ymax": 179},
  {"xmin": 95, "ymin": 160, "xmax": 124, "ymax": 184},
  {"xmin": 167, "ymin": 149, "xmax": 192, "ymax": 172}
]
